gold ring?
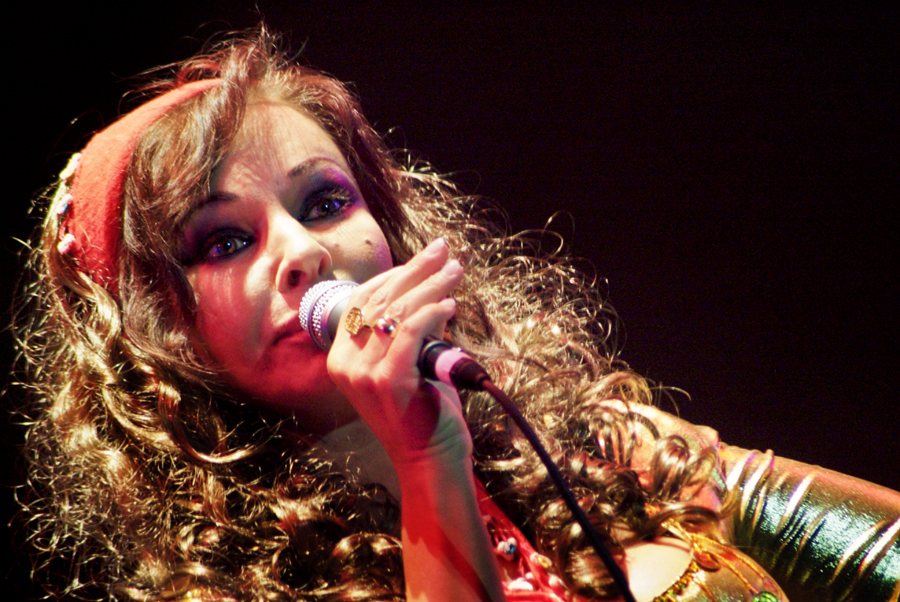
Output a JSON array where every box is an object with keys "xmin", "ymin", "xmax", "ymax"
[
  {"xmin": 374, "ymin": 316, "xmax": 401, "ymax": 338},
  {"xmin": 344, "ymin": 307, "xmax": 369, "ymax": 336}
]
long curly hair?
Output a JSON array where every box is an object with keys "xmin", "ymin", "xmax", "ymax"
[{"xmin": 14, "ymin": 29, "xmax": 723, "ymax": 601}]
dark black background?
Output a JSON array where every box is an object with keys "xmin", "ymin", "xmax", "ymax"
[{"xmin": 4, "ymin": 3, "xmax": 897, "ymax": 598}]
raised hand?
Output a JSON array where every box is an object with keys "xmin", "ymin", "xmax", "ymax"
[
  {"xmin": 326, "ymin": 236, "xmax": 470, "ymax": 466},
  {"xmin": 326, "ymin": 237, "xmax": 506, "ymax": 601}
]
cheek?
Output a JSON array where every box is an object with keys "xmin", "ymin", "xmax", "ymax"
[
  {"xmin": 368, "ymin": 230, "xmax": 395, "ymax": 271},
  {"xmin": 358, "ymin": 230, "xmax": 394, "ymax": 279},
  {"xmin": 359, "ymin": 214, "xmax": 394, "ymax": 269},
  {"xmin": 190, "ymin": 290, "xmax": 230, "ymax": 363},
  {"xmin": 187, "ymin": 272, "xmax": 250, "ymax": 363},
  {"xmin": 332, "ymin": 218, "xmax": 394, "ymax": 280}
]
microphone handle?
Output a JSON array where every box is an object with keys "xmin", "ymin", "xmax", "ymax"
[
  {"xmin": 419, "ymin": 338, "xmax": 490, "ymax": 391},
  {"xmin": 301, "ymin": 280, "xmax": 489, "ymax": 390}
]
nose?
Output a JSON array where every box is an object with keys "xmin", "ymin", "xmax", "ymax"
[{"xmin": 270, "ymin": 213, "xmax": 332, "ymax": 295}]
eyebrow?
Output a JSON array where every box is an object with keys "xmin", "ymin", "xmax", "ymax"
[
  {"xmin": 200, "ymin": 191, "xmax": 237, "ymax": 207},
  {"xmin": 288, "ymin": 161, "xmax": 315, "ymax": 179},
  {"xmin": 288, "ymin": 156, "xmax": 343, "ymax": 179}
]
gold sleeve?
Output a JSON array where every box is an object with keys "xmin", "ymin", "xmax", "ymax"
[{"xmin": 719, "ymin": 445, "xmax": 900, "ymax": 602}]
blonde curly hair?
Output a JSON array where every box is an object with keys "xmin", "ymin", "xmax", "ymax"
[{"xmin": 14, "ymin": 28, "xmax": 722, "ymax": 601}]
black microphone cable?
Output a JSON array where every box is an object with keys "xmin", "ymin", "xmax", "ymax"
[{"xmin": 420, "ymin": 339, "xmax": 637, "ymax": 602}]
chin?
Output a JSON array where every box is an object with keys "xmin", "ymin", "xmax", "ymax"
[{"xmin": 257, "ymin": 375, "xmax": 355, "ymax": 432}]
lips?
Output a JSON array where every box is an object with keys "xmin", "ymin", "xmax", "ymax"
[{"xmin": 273, "ymin": 316, "xmax": 309, "ymax": 345}]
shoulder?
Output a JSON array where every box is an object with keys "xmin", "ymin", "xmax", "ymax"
[
  {"xmin": 621, "ymin": 536, "xmax": 692, "ymax": 602},
  {"xmin": 621, "ymin": 523, "xmax": 787, "ymax": 602}
]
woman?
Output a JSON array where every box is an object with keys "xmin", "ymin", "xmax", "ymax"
[{"xmin": 15, "ymin": 30, "xmax": 899, "ymax": 602}]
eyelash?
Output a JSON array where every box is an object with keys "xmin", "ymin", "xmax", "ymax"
[
  {"xmin": 196, "ymin": 230, "xmax": 255, "ymax": 263},
  {"xmin": 300, "ymin": 186, "xmax": 355, "ymax": 221}
]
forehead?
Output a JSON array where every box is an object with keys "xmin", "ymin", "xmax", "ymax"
[{"xmin": 224, "ymin": 101, "xmax": 350, "ymax": 170}]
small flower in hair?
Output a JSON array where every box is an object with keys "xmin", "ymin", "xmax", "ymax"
[
  {"xmin": 57, "ymin": 232, "xmax": 76, "ymax": 255},
  {"xmin": 56, "ymin": 193, "xmax": 73, "ymax": 216},
  {"xmin": 59, "ymin": 153, "xmax": 81, "ymax": 181}
]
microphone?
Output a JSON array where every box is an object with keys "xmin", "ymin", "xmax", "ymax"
[{"xmin": 298, "ymin": 280, "xmax": 490, "ymax": 390}]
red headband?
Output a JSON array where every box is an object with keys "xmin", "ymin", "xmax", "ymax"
[{"xmin": 56, "ymin": 79, "xmax": 220, "ymax": 296}]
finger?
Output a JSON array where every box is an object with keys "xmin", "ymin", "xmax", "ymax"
[
  {"xmin": 339, "ymin": 258, "xmax": 461, "ymax": 350},
  {"xmin": 337, "ymin": 237, "xmax": 449, "ymax": 311},
  {"xmin": 334, "ymin": 261, "xmax": 416, "ymax": 347},
  {"xmin": 378, "ymin": 297, "xmax": 458, "ymax": 373},
  {"xmin": 361, "ymin": 237, "xmax": 451, "ymax": 319},
  {"xmin": 337, "ymin": 268, "xmax": 394, "ymax": 340},
  {"xmin": 378, "ymin": 258, "xmax": 463, "ymax": 325}
]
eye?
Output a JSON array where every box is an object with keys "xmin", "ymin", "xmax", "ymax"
[
  {"xmin": 300, "ymin": 186, "xmax": 355, "ymax": 222},
  {"xmin": 197, "ymin": 230, "xmax": 254, "ymax": 262}
]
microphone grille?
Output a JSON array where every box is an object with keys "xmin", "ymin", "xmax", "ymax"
[{"xmin": 299, "ymin": 280, "xmax": 357, "ymax": 350}]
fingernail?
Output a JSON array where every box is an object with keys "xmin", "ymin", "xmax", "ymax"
[
  {"xmin": 440, "ymin": 259, "xmax": 462, "ymax": 276},
  {"xmin": 425, "ymin": 237, "xmax": 447, "ymax": 255}
]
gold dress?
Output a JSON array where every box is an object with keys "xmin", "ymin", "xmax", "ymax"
[
  {"xmin": 478, "ymin": 446, "xmax": 899, "ymax": 602},
  {"xmin": 719, "ymin": 446, "xmax": 900, "ymax": 602}
]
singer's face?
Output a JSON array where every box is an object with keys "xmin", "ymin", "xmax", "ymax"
[{"xmin": 181, "ymin": 102, "xmax": 393, "ymax": 434}]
